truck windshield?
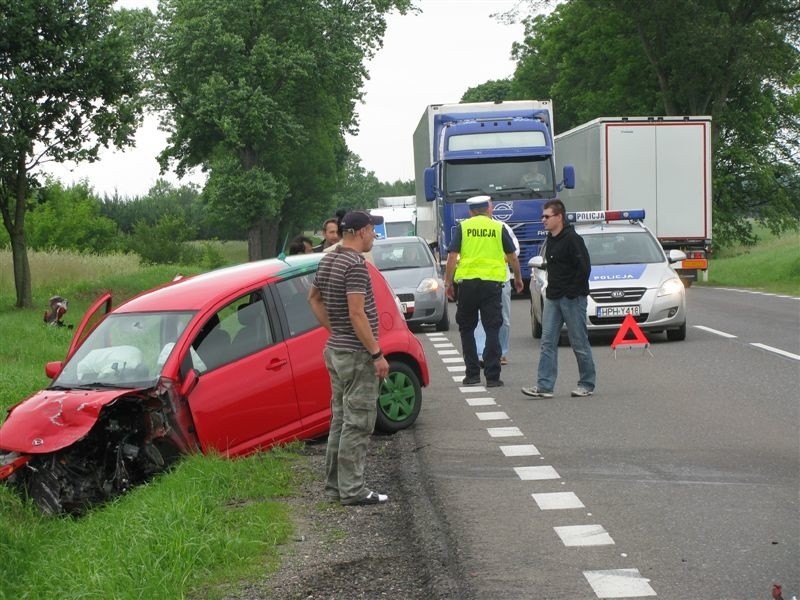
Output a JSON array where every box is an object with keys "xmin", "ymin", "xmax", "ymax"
[{"xmin": 444, "ymin": 157, "xmax": 554, "ymax": 201}]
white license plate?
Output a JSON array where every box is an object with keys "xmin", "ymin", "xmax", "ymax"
[
  {"xmin": 597, "ymin": 305, "xmax": 640, "ymax": 318},
  {"xmin": 401, "ymin": 301, "xmax": 415, "ymax": 314}
]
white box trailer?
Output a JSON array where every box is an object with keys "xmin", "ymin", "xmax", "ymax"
[{"xmin": 555, "ymin": 116, "xmax": 712, "ymax": 283}]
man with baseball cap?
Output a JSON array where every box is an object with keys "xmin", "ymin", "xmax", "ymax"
[
  {"xmin": 308, "ymin": 210, "xmax": 390, "ymax": 506},
  {"xmin": 444, "ymin": 196, "xmax": 523, "ymax": 387}
]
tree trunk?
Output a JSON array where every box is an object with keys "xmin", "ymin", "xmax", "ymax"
[
  {"xmin": 247, "ymin": 218, "xmax": 281, "ymax": 261},
  {"xmin": 247, "ymin": 225, "xmax": 261, "ymax": 262},
  {"xmin": 10, "ymin": 228, "xmax": 32, "ymax": 308}
]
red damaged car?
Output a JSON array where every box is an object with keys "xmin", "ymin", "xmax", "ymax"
[{"xmin": 0, "ymin": 254, "xmax": 429, "ymax": 514}]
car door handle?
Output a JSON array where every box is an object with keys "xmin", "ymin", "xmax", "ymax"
[{"xmin": 266, "ymin": 358, "xmax": 288, "ymax": 370}]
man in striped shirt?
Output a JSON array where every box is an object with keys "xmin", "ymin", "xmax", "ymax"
[{"xmin": 308, "ymin": 210, "xmax": 390, "ymax": 506}]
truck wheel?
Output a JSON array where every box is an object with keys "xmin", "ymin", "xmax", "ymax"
[
  {"xmin": 375, "ymin": 361, "xmax": 422, "ymax": 433},
  {"xmin": 666, "ymin": 322, "xmax": 687, "ymax": 341},
  {"xmin": 680, "ymin": 277, "xmax": 693, "ymax": 288},
  {"xmin": 435, "ymin": 304, "xmax": 450, "ymax": 331}
]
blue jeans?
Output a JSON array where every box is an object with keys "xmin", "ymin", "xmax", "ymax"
[
  {"xmin": 537, "ymin": 295, "xmax": 596, "ymax": 392},
  {"xmin": 475, "ymin": 279, "xmax": 511, "ymax": 357}
]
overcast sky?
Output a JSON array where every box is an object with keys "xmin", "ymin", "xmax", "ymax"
[{"xmin": 42, "ymin": 0, "xmax": 525, "ymax": 197}]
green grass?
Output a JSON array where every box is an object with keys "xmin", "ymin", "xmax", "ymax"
[
  {"xmin": 0, "ymin": 449, "xmax": 302, "ymax": 600},
  {"xmin": 701, "ymin": 226, "xmax": 800, "ymax": 295},
  {"xmin": 0, "ymin": 245, "xmax": 304, "ymax": 599}
]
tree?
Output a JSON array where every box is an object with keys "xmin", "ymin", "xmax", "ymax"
[
  {"xmin": 27, "ymin": 180, "xmax": 121, "ymax": 253},
  {"xmin": 461, "ymin": 79, "xmax": 516, "ymax": 103},
  {"xmin": 507, "ymin": 0, "xmax": 800, "ymax": 246},
  {"xmin": 0, "ymin": 1, "xmax": 145, "ymax": 307},
  {"xmin": 152, "ymin": 0, "xmax": 412, "ymax": 261}
]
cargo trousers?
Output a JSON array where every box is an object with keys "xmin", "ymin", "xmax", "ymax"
[{"xmin": 323, "ymin": 348, "xmax": 380, "ymax": 504}]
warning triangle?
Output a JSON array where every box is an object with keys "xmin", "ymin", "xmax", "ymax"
[{"xmin": 611, "ymin": 313, "xmax": 650, "ymax": 350}]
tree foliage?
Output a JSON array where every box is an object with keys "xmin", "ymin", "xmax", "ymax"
[
  {"xmin": 488, "ymin": 0, "xmax": 800, "ymax": 247},
  {"xmin": 151, "ymin": 0, "xmax": 412, "ymax": 260},
  {"xmin": 0, "ymin": 0, "xmax": 145, "ymax": 306}
]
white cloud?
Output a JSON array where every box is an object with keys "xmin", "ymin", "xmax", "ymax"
[{"xmin": 42, "ymin": 0, "xmax": 524, "ymax": 196}]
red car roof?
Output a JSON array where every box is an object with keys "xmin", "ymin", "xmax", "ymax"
[{"xmin": 117, "ymin": 254, "xmax": 323, "ymax": 313}]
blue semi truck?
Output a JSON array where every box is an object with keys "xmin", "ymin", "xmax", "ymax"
[{"xmin": 413, "ymin": 100, "xmax": 575, "ymax": 280}]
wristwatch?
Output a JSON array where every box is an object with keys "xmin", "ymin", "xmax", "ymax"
[{"xmin": 371, "ymin": 350, "xmax": 383, "ymax": 361}]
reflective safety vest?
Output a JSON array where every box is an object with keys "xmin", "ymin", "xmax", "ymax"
[{"xmin": 454, "ymin": 216, "xmax": 507, "ymax": 282}]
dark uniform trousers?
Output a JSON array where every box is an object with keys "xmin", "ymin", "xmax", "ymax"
[{"xmin": 456, "ymin": 278, "xmax": 504, "ymax": 382}]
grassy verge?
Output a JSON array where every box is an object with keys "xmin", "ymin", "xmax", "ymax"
[
  {"xmin": 0, "ymin": 246, "xmax": 302, "ymax": 599},
  {"xmin": 701, "ymin": 226, "xmax": 799, "ymax": 296}
]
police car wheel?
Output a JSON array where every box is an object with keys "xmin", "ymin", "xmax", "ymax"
[{"xmin": 666, "ymin": 322, "xmax": 686, "ymax": 341}]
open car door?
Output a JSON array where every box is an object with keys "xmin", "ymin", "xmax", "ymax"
[{"xmin": 65, "ymin": 293, "xmax": 113, "ymax": 360}]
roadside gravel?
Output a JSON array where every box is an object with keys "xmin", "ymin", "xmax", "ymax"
[{"xmin": 223, "ymin": 428, "xmax": 472, "ymax": 600}]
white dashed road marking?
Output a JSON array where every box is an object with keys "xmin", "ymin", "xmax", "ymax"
[
  {"xmin": 423, "ymin": 332, "xmax": 658, "ymax": 598},
  {"xmin": 466, "ymin": 397, "xmax": 496, "ymax": 406},
  {"xmin": 459, "ymin": 386, "xmax": 487, "ymax": 393},
  {"xmin": 499, "ymin": 444, "xmax": 540, "ymax": 456},
  {"xmin": 532, "ymin": 492, "xmax": 585, "ymax": 510},
  {"xmin": 583, "ymin": 569, "xmax": 657, "ymax": 598},
  {"xmin": 555, "ymin": 524, "xmax": 615, "ymax": 546},
  {"xmin": 750, "ymin": 342, "xmax": 800, "ymax": 361},
  {"xmin": 693, "ymin": 325, "xmax": 737, "ymax": 338},
  {"xmin": 514, "ymin": 465, "xmax": 560, "ymax": 480},
  {"xmin": 475, "ymin": 411, "xmax": 509, "ymax": 421},
  {"xmin": 487, "ymin": 427, "xmax": 523, "ymax": 438}
]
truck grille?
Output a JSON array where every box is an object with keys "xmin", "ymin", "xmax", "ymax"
[{"xmin": 590, "ymin": 287, "xmax": 646, "ymax": 303}]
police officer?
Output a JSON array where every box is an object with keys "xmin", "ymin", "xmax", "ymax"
[{"xmin": 444, "ymin": 195, "xmax": 523, "ymax": 387}]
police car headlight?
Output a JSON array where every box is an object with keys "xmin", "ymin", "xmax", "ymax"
[
  {"xmin": 416, "ymin": 278, "xmax": 440, "ymax": 293},
  {"xmin": 658, "ymin": 277, "xmax": 684, "ymax": 297}
]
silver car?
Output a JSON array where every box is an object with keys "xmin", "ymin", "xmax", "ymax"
[
  {"xmin": 372, "ymin": 236, "xmax": 449, "ymax": 331},
  {"xmin": 529, "ymin": 219, "xmax": 687, "ymax": 341}
]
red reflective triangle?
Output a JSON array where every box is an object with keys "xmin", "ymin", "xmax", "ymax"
[{"xmin": 611, "ymin": 313, "xmax": 650, "ymax": 349}]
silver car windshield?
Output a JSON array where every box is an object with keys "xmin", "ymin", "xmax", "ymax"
[
  {"xmin": 583, "ymin": 231, "xmax": 664, "ymax": 265},
  {"xmin": 373, "ymin": 242, "xmax": 434, "ymax": 271},
  {"xmin": 52, "ymin": 312, "xmax": 195, "ymax": 389}
]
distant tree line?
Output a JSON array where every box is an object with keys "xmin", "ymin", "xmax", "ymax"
[{"xmin": 0, "ymin": 174, "xmax": 414, "ymax": 265}]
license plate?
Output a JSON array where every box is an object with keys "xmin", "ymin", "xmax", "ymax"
[
  {"xmin": 401, "ymin": 301, "xmax": 415, "ymax": 314},
  {"xmin": 597, "ymin": 305, "xmax": 640, "ymax": 318}
]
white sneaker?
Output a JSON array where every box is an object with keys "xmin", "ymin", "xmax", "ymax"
[{"xmin": 571, "ymin": 387, "xmax": 594, "ymax": 397}]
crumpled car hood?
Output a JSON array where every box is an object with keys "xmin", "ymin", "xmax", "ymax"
[{"xmin": 0, "ymin": 388, "xmax": 133, "ymax": 454}]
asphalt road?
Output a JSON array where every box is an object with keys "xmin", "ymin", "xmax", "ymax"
[{"xmin": 409, "ymin": 286, "xmax": 799, "ymax": 599}]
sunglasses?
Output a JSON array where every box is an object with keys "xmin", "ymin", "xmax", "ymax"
[{"xmin": 541, "ymin": 214, "xmax": 557, "ymax": 220}]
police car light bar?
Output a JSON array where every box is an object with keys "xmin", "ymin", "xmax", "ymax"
[{"xmin": 566, "ymin": 209, "xmax": 646, "ymax": 223}]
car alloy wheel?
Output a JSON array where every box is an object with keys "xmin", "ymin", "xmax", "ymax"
[{"xmin": 375, "ymin": 361, "xmax": 422, "ymax": 433}]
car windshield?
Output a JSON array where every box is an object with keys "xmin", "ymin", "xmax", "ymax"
[
  {"xmin": 52, "ymin": 311, "xmax": 195, "ymax": 389},
  {"xmin": 582, "ymin": 231, "xmax": 665, "ymax": 265},
  {"xmin": 373, "ymin": 241, "xmax": 433, "ymax": 271}
]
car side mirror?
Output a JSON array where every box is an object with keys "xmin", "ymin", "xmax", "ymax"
[
  {"xmin": 45, "ymin": 361, "xmax": 63, "ymax": 379},
  {"xmin": 667, "ymin": 249, "xmax": 687, "ymax": 263},
  {"xmin": 528, "ymin": 255, "xmax": 546, "ymax": 270},
  {"xmin": 180, "ymin": 368, "xmax": 199, "ymax": 396}
]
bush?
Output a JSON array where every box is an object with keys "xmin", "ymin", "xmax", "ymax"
[{"xmin": 129, "ymin": 214, "xmax": 196, "ymax": 265}]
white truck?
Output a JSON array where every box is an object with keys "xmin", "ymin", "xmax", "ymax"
[{"xmin": 555, "ymin": 116, "xmax": 712, "ymax": 284}]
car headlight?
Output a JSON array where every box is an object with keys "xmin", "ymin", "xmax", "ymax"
[
  {"xmin": 416, "ymin": 278, "xmax": 440, "ymax": 293},
  {"xmin": 657, "ymin": 277, "xmax": 684, "ymax": 297}
]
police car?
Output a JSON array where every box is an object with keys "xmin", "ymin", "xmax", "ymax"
[{"xmin": 529, "ymin": 210, "xmax": 687, "ymax": 341}]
